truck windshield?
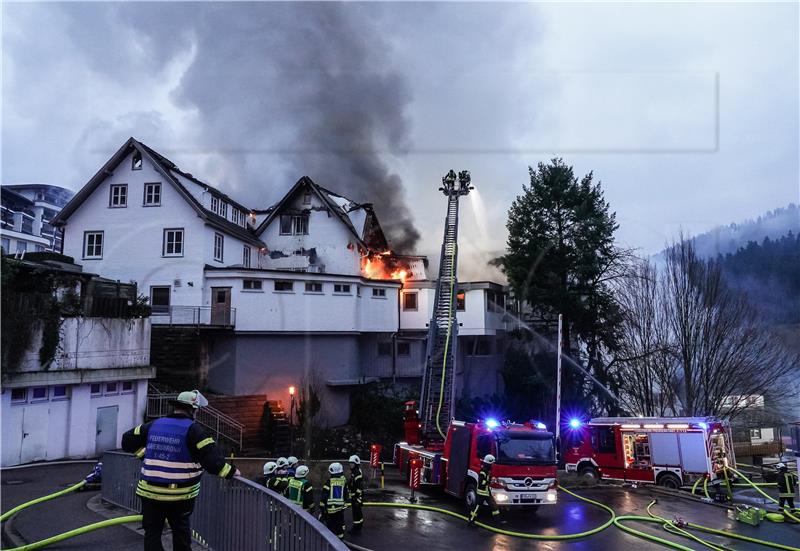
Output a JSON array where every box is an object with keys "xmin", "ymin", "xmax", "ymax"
[{"xmin": 496, "ymin": 432, "xmax": 555, "ymax": 466}]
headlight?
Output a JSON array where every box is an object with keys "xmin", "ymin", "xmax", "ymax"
[
  {"xmin": 546, "ymin": 491, "xmax": 557, "ymax": 502},
  {"xmin": 495, "ymin": 493, "xmax": 509, "ymax": 503}
]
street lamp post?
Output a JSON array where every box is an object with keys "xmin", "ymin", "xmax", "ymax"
[{"xmin": 289, "ymin": 385, "xmax": 296, "ymax": 455}]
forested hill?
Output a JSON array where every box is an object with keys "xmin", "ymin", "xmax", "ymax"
[
  {"xmin": 691, "ymin": 204, "xmax": 799, "ymax": 257},
  {"xmin": 718, "ymin": 232, "xmax": 800, "ymax": 324}
]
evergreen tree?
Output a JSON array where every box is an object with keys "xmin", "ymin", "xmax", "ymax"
[{"xmin": 495, "ymin": 159, "xmax": 623, "ymax": 416}]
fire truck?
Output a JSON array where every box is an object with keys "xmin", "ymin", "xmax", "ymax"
[
  {"xmin": 395, "ymin": 409, "xmax": 559, "ymax": 508},
  {"xmin": 563, "ymin": 417, "xmax": 736, "ymax": 488},
  {"xmin": 392, "ymin": 171, "xmax": 558, "ymax": 510}
]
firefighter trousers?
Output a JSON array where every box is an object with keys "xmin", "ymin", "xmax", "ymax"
[
  {"xmin": 779, "ymin": 496, "xmax": 796, "ymax": 513},
  {"xmin": 140, "ymin": 496, "xmax": 195, "ymax": 551},
  {"xmin": 325, "ymin": 509, "xmax": 346, "ymax": 538},
  {"xmin": 351, "ymin": 499, "xmax": 364, "ymax": 531},
  {"xmin": 470, "ymin": 494, "xmax": 499, "ymax": 522}
]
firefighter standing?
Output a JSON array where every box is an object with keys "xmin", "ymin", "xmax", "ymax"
[
  {"xmin": 121, "ymin": 390, "xmax": 239, "ymax": 551},
  {"xmin": 348, "ymin": 455, "xmax": 364, "ymax": 533},
  {"xmin": 287, "ymin": 456, "xmax": 299, "ymax": 478},
  {"xmin": 321, "ymin": 462, "xmax": 350, "ymax": 539},
  {"xmin": 275, "ymin": 457, "xmax": 290, "ymax": 492},
  {"xmin": 469, "ymin": 454, "xmax": 500, "ymax": 525},
  {"xmin": 263, "ymin": 461, "xmax": 282, "ymax": 492},
  {"xmin": 776, "ymin": 463, "xmax": 797, "ymax": 520},
  {"xmin": 285, "ymin": 465, "xmax": 315, "ymax": 511}
]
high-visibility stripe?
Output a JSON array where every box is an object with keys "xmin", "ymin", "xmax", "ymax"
[
  {"xmin": 134, "ymin": 425, "xmax": 142, "ymax": 436},
  {"xmin": 141, "ymin": 468, "xmax": 203, "ymax": 480},
  {"xmin": 135, "ymin": 448, "xmax": 146, "ymax": 458},
  {"xmin": 196, "ymin": 437, "xmax": 215, "ymax": 449},
  {"xmin": 218, "ymin": 463, "xmax": 232, "ymax": 478},
  {"xmin": 136, "ymin": 487, "xmax": 200, "ymax": 501},
  {"xmin": 143, "ymin": 458, "xmax": 202, "ymax": 470},
  {"xmin": 137, "ymin": 481, "xmax": 200, "ymax": 495}
]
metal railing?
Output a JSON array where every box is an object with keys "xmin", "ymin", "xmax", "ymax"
[
  {"xmin": 150, "ymin": 305, "xmax": 237, "ymax": 327},
  {"xmin": 146, "ymin": 389, "xmax": 244, "ymax": 451},
  {"xmin": 102, "ymin": 451, "xmax": 346, "ymax": 551}
]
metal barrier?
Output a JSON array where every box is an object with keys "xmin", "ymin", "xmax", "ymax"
[
  {"xmin": 150, "ymin": 305, "xmax": 237, "ymax": 327},
  {"xmin": 102, "ymin": 451, "xmax": 346, "ymax": 551}
]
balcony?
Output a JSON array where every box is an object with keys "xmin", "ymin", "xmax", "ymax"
[{"xmin": 150, "ymin": 305, "xmax": 236, "ymax": 328}]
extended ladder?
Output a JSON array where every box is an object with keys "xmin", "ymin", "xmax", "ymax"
[{"xmin": 419, "ymin": 170, "xmax": 473, "ymax": 443}]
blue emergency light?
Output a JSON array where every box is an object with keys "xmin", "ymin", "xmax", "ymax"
[
  {"xmin": 485, "ymin": 418, "xmax": 500, "ymax": 429},
  {"xmin": 536, "ymin": 422, "xmax": 547, "ymax": 430},
  {"xmin": 569, "ymin": 418, "xmax": 582, "ymax": 429}
]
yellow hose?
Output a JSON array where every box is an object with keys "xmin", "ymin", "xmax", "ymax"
[
  {"xmin": 726, "ymin": 466, "xmax": 800, "ymax": 524},
  {"xmin": 3, "ymin": 515, "xmax": 142, "ymax": 551},
  {"xmin": 703, "ymin": 475, "xmax": 710, "ymax": 500},
  {"xmin": 0, "ymin": 481, "xmax": 86, "ymax": 522},
  {"xmin": 692, "ymin": 477, "xmax": 703, "ymax": 496}
]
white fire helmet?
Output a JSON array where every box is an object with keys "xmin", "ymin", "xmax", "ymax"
[
  {"xmin": 176, "ymin": 390, "xmax": 209, "ymax": 409},
  {"xmin": 776, "ymin": 463, "xmax": 787, "ymax": 470},
  {"xmin": 263, "ymin": 461, "xmax": 278, "ymax": 475},
  {"xmin": 295, "ymin": 465, "xmax": 310, "ymax": 478},
  {"xmin": 349, "ymin": 455, "xmax": 361, "ymax": 465},
  {"xmin": 483, "ymin": 454, "xmax": 496, "ymax": 465},
  {"xmin": 329, "ymin": 462, "xmax": 344, "ymax": 475},
  {"xmin": 277, "ymin": 457, "xmax": 288, "ymax": 468},
  {"xmin": 287, "ymin": 456, "xmax": 299, "ymax": 467}
]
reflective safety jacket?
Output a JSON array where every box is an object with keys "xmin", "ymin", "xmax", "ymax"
[
  {"xmin": 349, "ymin": 467, "xmax": 364, "ymax": 504},
  {"xmin": 321, "ymin": 475, "xmax": 350, "ymax": 513},
  {"xmin": 777, "ymin": 471, "xmax": 797, "ymax": 498},
  {"xmin": 265, "ymin": 474, "xmax": 282, "ymax": 493},
  {"xmin": 285, "ymin": 477, "xmax": 314, "ymax": 510},
  {"xmin": 121, "ymin": 413, "xmax": 236, "ymax": 502},
  {"xmin": 476, "ymin": 467, "xmax": 492, "ymax": 497}
]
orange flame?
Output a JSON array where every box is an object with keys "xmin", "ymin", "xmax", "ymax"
[{"xmin": 361, "ymin": 252, "xmax": 410, "ymax": 282}]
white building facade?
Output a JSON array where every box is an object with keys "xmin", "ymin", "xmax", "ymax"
[
  {"xmin": 52, "ymin": 138, "xmax": 508, "ymax": 426},
  {"xmin": 1, "ymin": 184, "xmax": 73, "ymax": 254}
]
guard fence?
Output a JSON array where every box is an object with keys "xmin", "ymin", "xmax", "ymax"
[{"xmin": 102, "ymin": 451, "xmax": 347, "ymax": 551}]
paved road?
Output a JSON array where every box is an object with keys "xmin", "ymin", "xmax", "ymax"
[
  {"xmin": 346, "ymin": 475, "xmax": 800, "ymax": 551},
  {"xmin": 1, "ymin": 462, "xmax": 142, "ymax": 551}
]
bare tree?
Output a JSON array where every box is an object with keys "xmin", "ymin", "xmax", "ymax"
[
  {"xmin": 613, "ymin": 259, "xmax": 678, "ymax": 416},
  {"xmin": 663, "ymin": 238, "xmax": 797, "ymax": 418}
]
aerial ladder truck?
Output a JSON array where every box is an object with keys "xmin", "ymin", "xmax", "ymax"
[{"xmin": 395, "ymin": 171, "xmax": 558, "ymax": 510}]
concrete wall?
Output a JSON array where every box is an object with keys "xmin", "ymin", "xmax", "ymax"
[
  {"xmin": 17, "ymin": 318, "xmax": 150, "ymax": 372},
  {"xmin": 1, "ymin": 379, "xmax": 148, "ymax": 467},
  {"xmin": 207, "ymin": 333, "xmax": 364, "ymax": 426}
]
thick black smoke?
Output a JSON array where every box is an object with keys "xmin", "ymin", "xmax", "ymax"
[{"xmin": 111, "ymin": 2, "xmax": 420, "ymax": 251}]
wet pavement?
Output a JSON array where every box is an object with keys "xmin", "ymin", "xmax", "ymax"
[{"xmin": 346, "ymin": 473, "xmax": 800, "ymax": 551}]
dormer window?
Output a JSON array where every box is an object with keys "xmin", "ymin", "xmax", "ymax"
[
  {"xmin": 303, "ymin": 191, "xmax": 312, "ymax": 205},
  {"xmin": 132, "ymin": 151, "xmax": 142, "ymax": 170},
  {"xmin": 211, "ymin": 196, "xmax": 219, "ymax": 213}
]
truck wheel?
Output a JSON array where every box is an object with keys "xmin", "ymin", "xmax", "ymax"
[
  {"xmin": 658, "ymin": 473, "xmax": 681, "ymax": 489},
  {"xmin": 578, "ymin": 465, "xmax": 598, "ymax": 481},
  {"xmin": 464, "ymin": 482, "xmax": 478, "ymax": 510}
]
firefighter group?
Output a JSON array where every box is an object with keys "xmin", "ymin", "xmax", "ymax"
[{"xmin": 262, "ymin": 454, "xmax": 364, "ymax": 538}]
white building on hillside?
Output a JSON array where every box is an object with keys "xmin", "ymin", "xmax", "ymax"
[
  {"xmin": 52, "ymin": 138, "xmax": 509, "ymax": 425},
  {"xmin": 1, "ymin": 184, "xmax": 73, "ymax": 254}
]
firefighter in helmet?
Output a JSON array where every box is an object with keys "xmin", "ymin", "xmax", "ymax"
[
  {"xmin": 262, "ymin": 461, "xmax": 282, "ymax": 493},
  {"xmin": 321, "ymin": 462, "xmax": 350, "ymax": 538},
  {"xmin": 121, "ymin": 390, "xmax": 239, "ymax": 551},
  {"xmin": 348, "ymin": 455, "xmax": 364, "ymax": 533},
  {"xmin": 287, "ymin": 456, "xmax": 299, "ymax": 477},
  {"xmin": 275, "ymin": 457, "xmax": 290, "ymax": 492},
  {"xmin": 469, "ymin": 454, "xmax": 499, "ymax": 525},
  {"xmin": 776, "ymin": 463, "xmax": 798, "ymax": 520},
  {"xmin": 285, "ymin": 465, "xmax": 315, "ymax": 511}
]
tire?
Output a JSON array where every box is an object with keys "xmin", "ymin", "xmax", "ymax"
[
  {"xmin": 658, "ymin": 473, "xmax": 682, "ymax": 489},
  {"xmin": 578, "ymin": 465, "xmax": 598, "ymax": 481},
  {"xmin": 464, "ymin": 481, "xmax": 478, "ymax": 510}
]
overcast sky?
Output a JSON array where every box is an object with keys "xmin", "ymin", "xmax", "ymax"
[{"xmin": 3, "ymin": 1, "xmax": 798, "ymax": 279}]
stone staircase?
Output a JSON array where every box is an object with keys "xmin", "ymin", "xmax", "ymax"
[{"xmin": 206, "ymin": 395, "xmax": 269, "ymax": 450}]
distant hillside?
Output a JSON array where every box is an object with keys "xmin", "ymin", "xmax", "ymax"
[
  {"xmin": 718, "ymin": 232, "xmax": 800, "ymax": 324},
  {"xmin": 691, "ymin": 204, "xmax": 799, "ymax": 258}
]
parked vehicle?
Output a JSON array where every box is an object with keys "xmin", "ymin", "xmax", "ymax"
[{"xmin": 563, "ymin": 416, "xmax": 736, "ymax": 488}]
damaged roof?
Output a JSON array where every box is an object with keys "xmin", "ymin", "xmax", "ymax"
[{"xmin": 51, "ymin": 138, "xmax": 265, "ymax": 248}]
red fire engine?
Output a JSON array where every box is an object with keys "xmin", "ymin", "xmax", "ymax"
[
  {"xmin": 563, "ymin": 417, "xmax": 736, "ymax": 488},
  {"xmin": 396, "ymin": 404, "xmax": 559, "ymax": 508}
]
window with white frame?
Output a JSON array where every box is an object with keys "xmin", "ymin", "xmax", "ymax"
[
  {"xmin": 402, "ymin": 291, "xmax": 418, "ymax": 310},
  {"xmin": 219, "ymin": 201, "xmax": 228, "ymax": 218},
  {"xmin": 143, "ymin": 183, "xmax": 161, "ymax": 206},
  {"xmin": 333, "ymin": 283, "xmax": 351, "ymax": 294},
  {"xmin": 372, "ymin": 288, "xmax": 386, "ymax": 298},
  {"xmin": 243, "ymin": 246, "xmax": 251, "ymax": 268},
  {"xmin": 243, "ymin": 279, "xmax": 263, "ymax": 291},
  {"xmin": 109, "ymin": 184, "xmax": 128, "ymax": 207},
  {"xmin": 163, "ymin": 228, "xmax": 184, "ymax": 257},
  {"xmin": 105, "ymin": 382, "xmax": 118, "ymax": 395},
  {"xmin": 121, "ymin": 381, "xmax": 134, "ymax": 394},
  {"xmin": 279, "ymin": 214, "xmax": 309, "ymax": 235},
  {"xmin": 11, "ymin": 388, "xmax": 27, "ymax": 403},
  {"xmin": 211, "ymin": 196, "xmax": 219, "ymax": 213},
  {"xmin": 51, "ymin": 386, "xmax": 69, "ymax": 400},
  {"xmin": 305, "ymin": 282, "xmax": 323, "ymax": 293},
  {"xmin": 90, "ymin": 383, "xmax": 102, "ymax": 396},
  {"xmin": 749, "ymin": 428, "xmax": 762, "ymax": 439},
  {"xmin": 31, "ymin": 386, "xmax": 48, "ymax": 402},
  {"xmin": 83, "ymin": 231, "xmax": 103, "ymax": 259},
  {"xmin": 213, "ymin": 233, "xmax": 224, "ymax": 262}
]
